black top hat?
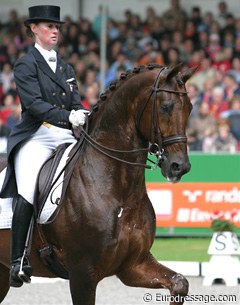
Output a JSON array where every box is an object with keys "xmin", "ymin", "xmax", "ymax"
[{"xmin": 24, "ymin": 5, "xmax": 64, "ymax": 27}]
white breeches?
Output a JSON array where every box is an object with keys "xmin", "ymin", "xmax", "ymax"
[{"xmin": 14, "ymin": 125, "xmax": 76, "ymax": 204}]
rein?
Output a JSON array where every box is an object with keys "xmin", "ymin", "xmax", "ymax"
[
  {"xmin": 76, "ymin": 67, "xmax": 187, "ymax": 169},
  {"xmin": 77, "ymin": 67, "xmax": 189, "ymax": 170},
  {"xmin": 79, "ymin": 126, "xmax": 151, "ymax": 169},
  {"xmin": 50, "ymin": 66, "xmax": 189, "ymax": 179}
]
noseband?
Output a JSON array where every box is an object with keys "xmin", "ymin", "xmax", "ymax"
[{"xmin": 137, "ymin": 67, "xmax": 188, "ymax": 160}]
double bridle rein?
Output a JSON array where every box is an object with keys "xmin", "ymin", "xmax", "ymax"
[{"xmin": 80, "ymin": 67, "xmax": 189, "ymax": 169}]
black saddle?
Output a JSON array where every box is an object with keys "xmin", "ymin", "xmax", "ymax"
[{"xmin": 34, "ymin": 143, "xmax": 71, "ymax": 221}]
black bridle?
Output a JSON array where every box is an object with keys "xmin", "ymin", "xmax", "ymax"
[
  {"xmin": 136, "ymin": 67, "xmax": 188, "ymax": 164},
  {"xmin": 47, "ymin": 67, "xmax": 190, "ymax": 204},
  {"xmin": 80, "ymin": 67, "xmax": 189, "ymax": 169}
]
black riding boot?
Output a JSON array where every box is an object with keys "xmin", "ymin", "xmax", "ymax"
[{"xmin": 10, "ymin": 195, "xmax": 33, "ymax": 287}]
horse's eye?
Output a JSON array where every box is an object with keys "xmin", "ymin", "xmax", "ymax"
[{"xmin": 160, "ymin": 101, "xmax": 174, "ymax": 114}]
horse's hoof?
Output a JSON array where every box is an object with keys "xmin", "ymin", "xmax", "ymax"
[{"xmin": 171, "ymin": 273, "xmax": 189, "ymax": 296}]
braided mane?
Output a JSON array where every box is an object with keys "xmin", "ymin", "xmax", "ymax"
[{"xmin": 92, "ymin": 63, "xmax": 163, "ymax": 112}]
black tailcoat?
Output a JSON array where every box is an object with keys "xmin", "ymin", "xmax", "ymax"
[{"xmin": 1, "ymin": 46, "xmax": 83, "ymax": 198}]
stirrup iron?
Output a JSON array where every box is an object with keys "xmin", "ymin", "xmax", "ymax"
[{"xmin": 18, "ymin": 253, "xmax": 31, "ymax": 284}]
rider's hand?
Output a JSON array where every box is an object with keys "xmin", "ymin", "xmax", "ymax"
[{"xmin": 69, "ymin": 109, "xmax": 89, "ymax": 127}]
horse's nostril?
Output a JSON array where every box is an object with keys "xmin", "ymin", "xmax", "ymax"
[{"xmin": 171, "ymin": 162, "xmax": 181, "ymax": 172}]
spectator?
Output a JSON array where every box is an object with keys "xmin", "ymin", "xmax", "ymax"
[
  {"xmin": 220, "ymin": 95, "xmax": 240, "ymax": 143},
  {"xmin": 233, "ymin": 37, "xmax": 240, "ymax": 58},
  {"xmin": 77, "ymin": 33, "xmax": 89, "ymax": 56},
  {"xmin": 197, "ymin": 30, "xmax": 209, "ymax": 50},
  {"xmin": 139, "ymin": 49, "xmax": 164, "ymax": 66},
  {"xmin": 57, "ymin": 43, "xmax": 70, "ymax": 62},
  {"xmin": 203, "ymin": 119, "xmax": 238, "ymax": 153},
  {"xmin": 0, "ymin": 94, "xmax": 15, "ymax": 125},
  {"xmin": 82, "ymin": 69, "xmax": 98, "ymax": 92},
  {"xmin": 222, "ymin": 30, "xmax": 235, "ymax": 49},
  {"xmin": 149, "ymin": 17, "xmax": 166, "ymax": 42},
  {"xmin": 209, "ymin": 86, "xmax": 229, "ymax": 119},
  {"xmin": 107, "ymin": 40, "xmax": 122, "ymax": 64},
  {"xmin": 171, "ymin": 30, "xmax": 184, "ymax": 52},
  {"xmin": 200, "ymin": 77, "xmax": 217, "ymax": 104},
  {"xmin": 186, "ymin": 129, "xmax": 202, "ymax": 151},
  {"xmin": 143, "ymin": 6, "xmax": 157, "ymax": 29},
  {"xmin": 198, "ymin": 11, "xmax": 213, "ymax": 33},
  {"xmin": 188, "ymin": 49, "xmax": 204, "ymax": 69},
  {"xmin": 212, "ymin": 47, "xmax": 232, "ymax": 73},
  {"xmin": 5, "ymin": 102, "xmax": 21, "ymax": 130},
  {"xmin": 107, "ymin": 19, "xmax": 120, "ymax": 41},
  {"xmin": 83, "ymin": 50, "xmax": 100, "ymax": 72},
  {"xmin": 0, "ymin": 63, "xmax": 14, "ymax": 95},
  {"xmin": 123, "ymin": 9, "xmax": 133, "ymax": 28},
  {"xmin": 4, "ymin": 9, "xmax": 21, "ymax": 35},
  {"xmin": 13, "ymin": 24, "xmax": 31, "ymax": 52},
  {"xmin": 122, "ymin": 37, "xmax": 141, "ymax": 62},
  {"xmin": 79, "ymin": 18, "xmax": 98, "ymax": 42},
  {"xmin": 108, "ymin": 53, "xmax": 132, "ymax": 77},
  {"xmin": 184, "ymin": 20, "xmax": 198, "ymax": 48},
  {"xmin": 64, "ymin": 22, "xmax": 80, "ymax": 54},
  {"xmin": 158, "ymin": 35, "xmax": 171, "ymax": 64},
  {"xmin": 180, "ymin": 39, "xmax": 195, "ymax": 65},
  {"xmin": 165, "ymin": 47, "xmax": 180, "ymax": 66},
  {"xmin": 128, "ymin": 14, "xmax": 143, "ymax": 40},
  {"xmin": 190, "ymin": 6, "xmax": 203, "ymax": 31},
  {"xmin": 235, "ymin": 17, "xmax": 240, "ymax": 38},
  {"xmin": 81, "ymin": 83, "xmax": 99, "ymax": 110},
  {"xmin": 216, "ymin": 1, "xmax": 229, "ymax": 29},
  {"xmin": 214, "ymin": 69, "xmax": 225, "ymax": 87},
  {"xmin": 223, "ymin": 73, "xmax": 240, "ymax": 101},
  {"xmin": 187, "ymin": 102, "xmax": 217, "ymax": 151},
  {"xmin": 92, "ymin": 5, "xmax": 109, "ymax": 39},
  {"xmin": 186, "ymin": 83, "xmax": 202, "ymax": 125},
  {"xmin": 206, "ymin": 33, "xmax": 222, "ymax": 61},
  {"xmin": 189, "ymin": 57, "xmax": 215, "ymax": 91},
  {"xmin": 0, "ymin": 118, "xmax": 10, "ymax": 153},
  {"xmin": 161, "ymin": 0, "xmax": 187, "ymax": 35},
  {"xmin": 5, "ymin": 42, "xmax": 19, "ymax": 67},
  {"xmin": 5, "ymin": 79, "xmax": 18, "ymax": 101},
  {"xmin": 220, "ymin": 13, "xmax": 236, "ymax": 39},
  {"xmin": 228, "ymin": 57, "xmax": 240, "ymax": 84}
]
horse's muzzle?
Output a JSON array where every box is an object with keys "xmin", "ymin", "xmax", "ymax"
[
  {"xmin": 159, "ymin": 154, "xmax": 191, "ymax": 183},
  {"xmin": 169, "ymin": 161, "xmax": 191, "ymax": 183}
]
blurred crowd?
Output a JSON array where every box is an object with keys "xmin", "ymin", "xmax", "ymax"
[{"xmin": 0, "ymin": 0, "xmax": 240, "ymax": 153}]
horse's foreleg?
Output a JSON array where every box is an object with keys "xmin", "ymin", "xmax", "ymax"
[
  {"xmin": 68, "ymin": 267, "xmax": 98, "ymax": 305},
  {"xmin": 117, "ymin": 253, "xmax": 188, "ymax": 305},
  {"xmin": 0, "ymin": 263, "xmax": 10, "ymax": 303}
]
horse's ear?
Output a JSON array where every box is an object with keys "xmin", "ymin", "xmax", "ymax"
[
  {"xmin": 165, "ymin": 63, "xmax": 183, "ymax": 81},
  {"xmin": 181, "ymin": 65, "xmax": 199, "ymax": 83}
]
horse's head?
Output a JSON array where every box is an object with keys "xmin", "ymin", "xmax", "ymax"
[{"xmin": 137, "ymin": 64, "xmax": 197, "ymax": 183}]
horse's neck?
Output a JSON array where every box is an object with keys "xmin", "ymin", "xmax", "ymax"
[
  {"xmin": 90, "ymin": 80, "xmax": 149, "ymax": 150},
  {"xmin": 84, "ymin": 92, "xmax": 148, "ymax": 181}
]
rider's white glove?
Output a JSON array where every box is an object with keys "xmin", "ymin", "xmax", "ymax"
[{"xmin": 69, "ymin": 109, "xmax": 89, "ymax": 127}]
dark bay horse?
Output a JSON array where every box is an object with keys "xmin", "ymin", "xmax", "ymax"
[{"xmin": 0, "ymin": 64, "xmax": 196, "ymax": 305}]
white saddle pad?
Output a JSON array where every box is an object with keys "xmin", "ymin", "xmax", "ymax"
[
  {"xmin": 0, "ymin": 197, "xmax": 13, "ymax": 229},
  {"xmin": 0, "ymin": 142, "xmax": 76, "ymax": 229}
]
